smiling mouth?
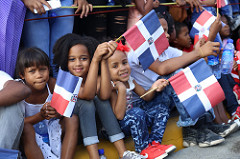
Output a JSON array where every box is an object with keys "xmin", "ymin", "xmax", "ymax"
[
  {"xmin": 120, "ymin": 72, "xmax": 129, "ymax": 77},
  {"xmin": 74, "ymin": 68, "xmax": 83, "ymax": 72}
]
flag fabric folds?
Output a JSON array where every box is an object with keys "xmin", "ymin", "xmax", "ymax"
[
  {"xmin": 217, "ymin": 0, "xmax": 228, "ymax": 8},
  {"xmin": 169, "ymin": 59, "xmax": 225, "ymax": 120},
  {"xmin": 190, "ymin": 10, "xmax": 223, "ymax": 48},
  {"xmin": 51, "ymin": 69, "xmax": 82, "ymax": 117},
  {"xmin": 190, "ymin": 10, "xmax": 216, "ymax": 39},
  {"xmin": 123, "ymin": 10, "xmax": 169, "ymax": 70}
]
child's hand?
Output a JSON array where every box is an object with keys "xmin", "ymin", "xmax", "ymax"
[
  {"xmin": 45, "ymin": 104, "xmax": 62, "ymax": 119},
  {"xmin": 40, "ymin": 102, "xmax": 50, "ymax": 119},
  {"xmin": 113, "ymin": 81, "xmax": 126, "ymax": 92},
  {"xmin": 102, "ymin": 41, "xmax": 118, "ymax": 60},
  {"xmin": 93, "ymin": 42, "xmax": 111, "ymax": 62},
  {"xmin": 198, "ymin": 41, "xmax": 220, "ymax": 58},
  {"xmin": 41, "ymin": 102, "xmax": 61, "ymax": 120},
  {"xmin": 194, "ymin": 37, "xmax": 206, "ymax": 50},
  {"xmin": 152, "ymin": 79, "xmax": 169, "ymax": 92},
  {"xmin": 22, "ymin": 0, "xmax": 51, "ymax": 15}
]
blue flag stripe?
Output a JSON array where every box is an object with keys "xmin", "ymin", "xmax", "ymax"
[
  {"xmin": 183, "ymin": 94, "xmax": 206, "ymax": 120},
  {"xmin": 141, "ymin": 10, "xmax": 161, "ymax": 35},
  {"xmin": 56, "ymin": 69, "xmax": 80, "ymax": 93},
  {"xmin": 190, "ymin": 59, "xmax": 212, "ymax": 83},
  {"xmin": 138, "ymin": 48, "xmax": 155, "ymax": 70},
  {"xmin": 189, "ymin": 27, "xmax": 198, "ymax": 39}
]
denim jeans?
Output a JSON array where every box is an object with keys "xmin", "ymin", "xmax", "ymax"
[
  {"xmin": 119, "ymin": 92, "xmax": 170, "ymax": 153},
  {"xmin": 73, "ymin": 97, "xmax": 124, "ymax": 146},
  {"xmin": 0, "ymin": 102, "xmax": 25, "ymax": 149},
  {"xmin": 218, "ymin": 74, "xmax": 238, "ymax": 115},
  {"xmin": 22, "ymin": 0, "xmax": 74, "ymax": 77}
]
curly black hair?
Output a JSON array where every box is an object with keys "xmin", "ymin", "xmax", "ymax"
[
  {"xmin": 53, "ymin": 33, "xmax": 99, "ymax": 71},
  {"xmin": 16, "ymin": 47, "xmax": 50, "ymax": 78}
]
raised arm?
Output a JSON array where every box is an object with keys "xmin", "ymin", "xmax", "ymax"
[
  {"xmin": 110, "ymin": 81, "xmax": 127, "ymax": 120},
  {"xmin": 98, "ymin": 41, "xmax": 117, "ymax": 100},
  {"xmin": 78, "ymin": 42, "xmax": 110, "ymax": 100},
  {"xmin": 0, "ymin": 80, "xmax": 31, "ymax": 107},
  {"xmin": 149, "ymin": 41, "xmax": 220, "ymax": 75}
]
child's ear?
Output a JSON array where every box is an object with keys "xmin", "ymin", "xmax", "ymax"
[
  {"xmin": 173, "ymin": 38, "xmax": 179, "ymax": 45},
  {"xmin": 19, "ymin": 74, "xmax": 24, "ymax": 80}
]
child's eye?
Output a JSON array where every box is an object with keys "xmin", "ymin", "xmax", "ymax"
[
  {"xmin": 80, "ymin": 57, "xmax": 88, "ymax": 61},
  {"xmin": 112, "ymin": 64, "xmax": 118, "ymax": 68},
  {"xmin": 68, "ymin": 58, "xmax": 75, "ymax": 62},
  {"xmin": 29, "ymin": 69, "xmax": 35, "ymax": 73},
  {"xmin": 123, "ymin": 61, "xmax": 128, "ymax": 65}
]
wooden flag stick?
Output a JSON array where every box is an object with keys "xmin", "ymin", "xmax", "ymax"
[
  {"xmin": 140, "ymin": 87, "xmax": 158, "ymax": 98},
  {"xmin": 115, "ymin": 35, "xmax": 123, "ymax": 42}
]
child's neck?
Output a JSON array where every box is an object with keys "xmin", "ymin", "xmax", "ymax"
[{"xmin": 25, "ymin": 86, "xmax": 49, "ymax": 104}]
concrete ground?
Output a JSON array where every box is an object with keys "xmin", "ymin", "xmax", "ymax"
[{"xmin": 167, "ymin": 129, "xmax": 240, "ymax": 159}]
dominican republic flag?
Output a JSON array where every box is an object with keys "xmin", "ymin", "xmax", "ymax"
[
  {"xmin": 51, "ymin": 69, "xmax": 82, "ymax": 117},
  {"xmin": 169, "ymin": 59, "xmax": 225, "ymax": 120},
  {"xmin": 190, "ymin": 10, "xmax": 223, "ymax": 48},
  {"xmin": 190, "ymin": 10, "xmax": 215, "ymax": 39},
  {"xmin": 123, "ymin": 10, "xmax": 169, "ymax": 70},
  {"xmin": 217, "ymin": 0, "xmax": 229, "ymax": 8}
]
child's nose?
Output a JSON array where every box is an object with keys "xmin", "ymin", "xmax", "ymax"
[
  {"xmin": 76, "ymin": 59, "xmax": 82, "ymax": 65},
  {"xmin": 36, "ymin": 71, "xmax": 43, "ymax": 78}
]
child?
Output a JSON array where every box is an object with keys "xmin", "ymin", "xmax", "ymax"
[
  {"xmin": 53, "ymin": 33, "xmax": 142, "ymax": 159},
  {"xmin": 173, "ymin": 22, "xmax": 193, "ymax": 52},
  {"xmin": 108, "ymin": 41, "xmax": 176, "ymax": 158},
  {"xmin": 127, "ymin": 13, "xmax": 235, "ymax": 149},
  {"xmin": 218, "ymin": 15, "xmax": 240, "ymax": 126},
  {"xmin": 0, "ymin": 71, "xmax": 31, "ymax": 150},
  {"xmin": 16, "ymin": 47, "xmax": 78, "ymax": 159}
]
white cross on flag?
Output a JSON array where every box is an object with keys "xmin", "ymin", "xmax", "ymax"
[
  {"xmin": 123, "ymin": 10, "xmax": 169, "ymax": 70},
  {"xmin": 169, "ymin": 59, "xmax": 225, "ymax": 120},
  {"xmin": 51, "ymin": 68, "xmax": 82, "ymax": 117}
]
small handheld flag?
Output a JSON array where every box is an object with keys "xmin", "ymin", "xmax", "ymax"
[
  {"xmin": 190, "ymin": 10, "xmax": 216, "ymax": 39},
  {"xmin": 169, "ymin": 59, "xmax": 225, "ymax": 120},
  {"xmin": 190, "ymin": 10, "xmax": 224, "ymax": 48},
  {"xmin": 51, "ymin": 69, "xmax": 82, "ymax": 117},
  {"xmin": 217, "ymin": 0, "xmax": 228, "ymax": 8},
  {"xmin": 123, "ymin": 10, "xmax": 169, "ymax": 70}
]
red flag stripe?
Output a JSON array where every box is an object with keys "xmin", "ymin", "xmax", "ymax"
[
  {"xmin": 51, "ymin": 92, "xmax": 70, "ymax": 115},
  {"xmin": 169, "ymin": 71, "xmax": 192, "ymax": 95},
  {"xmin": 203, "ymin": 82, "xmax": 225, "ymax": 106}
]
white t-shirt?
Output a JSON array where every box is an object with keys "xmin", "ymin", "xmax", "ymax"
[
  {"xmin": 128, "ymin": 46, "xmax": 183, "ymax": 90},
  {"xmin": 0, "ymin": 71, "xmax": 13, "ymax": 91}
]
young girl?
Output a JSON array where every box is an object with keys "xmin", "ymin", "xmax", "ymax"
[
  {"xmin": 16, "ymin": 47, "xmax": 78, "ymax": 159},
  {"xmin": 53, "ymin": 33, "xmax": 142, "ymax": 159},
  {"xmin": 107, "ymin": 41, "xmax": 176, "ymax": 159}
]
